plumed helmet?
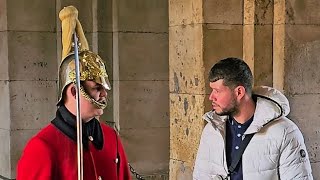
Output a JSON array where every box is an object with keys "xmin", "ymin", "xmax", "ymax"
[{"xmin": 57, "ymin": 6, "xmax": 111, "ymax": 108}]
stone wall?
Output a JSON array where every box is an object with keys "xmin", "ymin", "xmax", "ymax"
[
  {"xmin": 169, "ymin": 0, "xmax": 320, "ymax": 179},
  {"xmin": 0, "ymin": 0, "xmax": 319, "ymax": 179},
  {"xmin": 0, "ymin": 0, "xmax": 169, "ymax": 179}
]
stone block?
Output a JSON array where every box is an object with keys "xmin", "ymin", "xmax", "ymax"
[
  {"xmin": 8, "ymin": 32, "xmax": 57, "ymax": 81},
  {"xmin": 10, "ymin": 80, "xmax": 57, "ymax": 130},
  {"xmin": 244, "ymin": 0, "xmax": 255, "ymax": 25},
  {"xmin": 0, "ymin": 81, "xmax": 10, "ymax": 130},
  {"xmin": 254, "ymin": 25, "xmax": 273, "ymax": 86},
  {"xmin": 98, "ymin": 32, "xmax": 113, "ymax": 80},
  {"xmin": 254, "ymin": 0, "xmax": 274, "ymax": 25},
  {"xmin": 169, "ymin": 25, "xmax": 206, "ymax": 95},
  {"xmin": 85, "ymin": 32, "xmax": 98, "ymax": 52},
  {"xmin": 0, "ymin": 32, "xmax": 8, "ymax": 80},
  {"xmin": 311, "ymin": 162, "xmax": 320, "ymax": 180},
  {"xmin": 170, "ymin": 93, "xmax": 205, "ymax": 163},
  {"xmin": 97, "ymin": 0, "xmax": 113, "ymax": 32},
  {"xmin": 0, "ymin": 0, "xmax": 7, "ymax": 31},
  {"xmin": 10, "ymin": 129, "xmax": 40, "ymax": 178},
  {"xmin": 119, "ymin": 33, "xmax": 168, "ymax": 81},
  {"xmin": 169, "ymin": 0, "xmax": 203, "ymax": 26},
  {"xmin": 287, "ymin": 94, "xmax": 320, "ymax": 163},
  {"xmin": 169, "ymin": 159, "xmax": 193, "ymax": 180},
  {"xmin": 203, "ymin": 25, "xmax": 243, "ymax": 94},
  {"xmin": 60, "ymin": 0, "xmax": 95, "ymax": 32},
  {"xmin": 118, "ymin": 0, "xmax": 168, "ymax": 32},
  {"xmin": 0, "ymin": 129, "xmax": 10, "ymax": 178},
  {"xmin": 284, "ymin": 25, "xmax": 320, "ymax": 94},
  {"xmin": 118, "ymin": 81, "xmax": 169, "ymax": 129},
  {"xmin": 120, "ymin": 127, "xmax": 169, "ymax": 176},
  {"xmin": 286, "ymin": 0, "xmax": 320, "ymax": 25},
  {"xmin": 7, "ymin": 0, "xmax": 55, "ymax": 31},
  {"xmin": 273, "ymin": 24, "xmax": 285, "ymax": 90},
  {"xmin": 274, "ymin": 0, "xmax": 286, "ymax": 25},
  {"xmin": 203, "ymin": 0, "xmax": 243, "ymax": 24},
  {"xmin": 140, "ymin": 174, "xmax": 169, "ymax": 180}
]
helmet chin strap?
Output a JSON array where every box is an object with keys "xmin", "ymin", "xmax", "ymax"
[{"xmin": 78, "ymin": 84, "xmax": 107, "ymax": 110}]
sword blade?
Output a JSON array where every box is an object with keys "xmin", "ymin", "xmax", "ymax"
[{"xmin": 73, "ymin": 33, "xmax": 83, "ymax": 180}]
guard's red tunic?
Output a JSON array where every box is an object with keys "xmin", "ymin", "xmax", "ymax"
[{"xmin": 17, "ymin": 122, "xmax": 131, "ymax": 180}]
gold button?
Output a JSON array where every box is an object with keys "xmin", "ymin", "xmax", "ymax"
[
  {"xmin": 88, "ymin": 136, "xmax": 94, "ymax": 141},
  {"xmin": 98, "ymin": 176, "xmax": 102, "ymax": 180}
]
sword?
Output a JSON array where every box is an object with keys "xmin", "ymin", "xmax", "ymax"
[{"xmin": 73, "ymin": 33, "xmax": 83, "ymax": 180}]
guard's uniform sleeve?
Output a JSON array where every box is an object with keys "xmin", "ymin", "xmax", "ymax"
[
  {"xmin": 17, "ymin": 137, "xmax": 54, "ymax": 180},
  {"xmin": 117, "ymin": 135, "xmax": 132, "ymax": 180},
  {"xmin": 279, "ymin": 126, "xmax": 313, "ymax": 180}
]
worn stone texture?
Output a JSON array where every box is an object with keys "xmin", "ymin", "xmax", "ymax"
[
  {"xmin": 254, "ymin": 25, "xmax": 273, "ymax": 86},
  {"xmin": 311, "ymin": 162, "xmax": 320, "ymax": 180},
  {"xmin": 85, "ymin": 32, "xmax": 99, "ymax": 53},
  {"xmin": 97, "ymin": 0, "xmax": 112, "ymax": 32},
  {"xmin": 254, "ymin": 0, "xmax": 274, "ymax": 25},
  {"xmin": 169, "ymin": 0, "xmax": 203, "ymax": 26},
  {"xmin": 121, "ymin": 128, "xmax": 169, "ymax": 176},
  {"xmin": 284, "ymin": 25, "xmax": 320, "ymax": 95},
  {"xmin": 203, "ymin": 24, "xmax": 243, "ymax": 93},
  {"xmin": 142, "ymin": 174, "xmax": 169, "ymax": 180},
  {"xmin": 119, "ymin": 81, "xmax": 169, "ymax": 129},
  {"xmin": 10, "ymin": 81, "xmax": 57, "ymax": 130},
  {"xmin": 0, "ymin": 129, "xmax": 10, "ymax": 178},
  {"xmin": 7, "ymin": 32, "xmax": 57, "ymax": 81},
  {"xmin": 272, "ymin": 24, "xmax": 285, "ymax": 90},
  {"xmin": 244, "ymin": 0, "xmax": 254, "ymax": 25},
  {"xmin": 169, "ymin": 159, "xmax": 193, "ymax": 180},
  {"xmin": 204, "ymin": 0, "xmax": 243, "ymax": 24},
  {"xmin": 0, "ymin": 81, "xmax": 10, "ymax": 130},
  {"xmin": 0, "ymin": 32, "xmax": 9, "ymax": 80},
  {"xmin": 118, "ymin": 0, "xmax": 168, "ymax": 32},
  {"xmin": 7, "ymin": 0, "xmax": 55, "ymax": 31},
  {"xmin": 0, "ymin": 0, "xmax": 7, "ymax": 31},
  {"xmin": 288, "ymin": 94, "xmax": 320, "ymax": 163},
  {"xmin": 286, "ymin": 0, "xmax": 320, "ymax": 25},
  {"xmin": 170, "ymin": 93, "xmax": 205, "ymax": 167},
  {"xmin": 169, "ymin": 24, "xmax": 205, "ymax": 94},
  {"xmin": 10, "ymin": 129, "xmax": 40, "ymax": 177},
  {"xmin": 118, "ymin": 33, "xmax": 169, "ymax": 81}
]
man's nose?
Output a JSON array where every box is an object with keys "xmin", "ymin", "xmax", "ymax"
[
  {"xmin": 100, "ymin": 88, "xmax": 107, "ymax": 97},
  {"xmin": 209, "ymin": 92, "xmax": 216, "ymax": 101}
]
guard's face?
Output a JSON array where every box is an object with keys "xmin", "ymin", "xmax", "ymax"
[
  {"xmin": 80, "ymin": 81, "xmax": 107, "ymax": 121},
  {"xmin": 209, "ymin": 79, "xmax": 238, "ymax": 116}
]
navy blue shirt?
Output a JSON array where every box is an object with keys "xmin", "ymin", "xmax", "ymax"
[{"xmin": 226, "ymin": 115, "xmax": 254, "ymax": 180}]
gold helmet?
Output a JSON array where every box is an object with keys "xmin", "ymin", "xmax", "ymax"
[{"xmin": 57, "ymin": 6, "xmax": 111, "ymax": 109}]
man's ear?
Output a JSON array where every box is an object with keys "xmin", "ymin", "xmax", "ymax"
[
  {"xmin": 235, "ymin": 86, "xmax": 246, "ymax": 100},
  {"xmin": 70, "ymin": 85, "xmax": 76, "ymax": 97}
]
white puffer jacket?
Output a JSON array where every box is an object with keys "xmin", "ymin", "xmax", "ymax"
[{"xmin": 193, "ymin": 86, "xmax": 313, "ymax": 180}]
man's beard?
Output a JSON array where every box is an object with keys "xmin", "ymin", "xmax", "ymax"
[{"xmin": 214, "ymin": 96, "xmax": 239, "ymax": 116}]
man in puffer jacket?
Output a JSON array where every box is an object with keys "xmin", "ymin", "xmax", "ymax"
[{"xmin": 193, "ymin": 58, "xmax": 313, "ymax": 180}]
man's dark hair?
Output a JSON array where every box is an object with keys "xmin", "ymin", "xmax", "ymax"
[{"xmin": 209, "ymin": 57, "xmax": 253, "ymax": 94}]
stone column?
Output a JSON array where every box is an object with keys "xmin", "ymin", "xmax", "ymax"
[
  {"xmin": 0, "ymin": 0, "xmax": 57, "ymax": 178},
  {"xmin": 113, "ymin": 1, "xmax": 170, "ymax": 178},
  {"xmin": 169, "ymin": 0, "xmax": 243, "ymax": 179}
]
